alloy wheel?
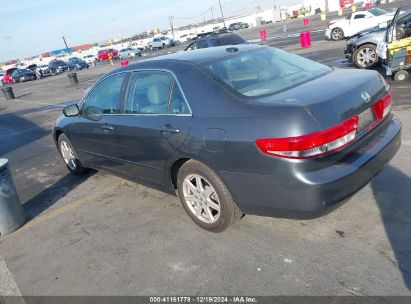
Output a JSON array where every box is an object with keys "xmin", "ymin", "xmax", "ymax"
[
  {"xmin": 357, "ymin": 47, "xmax": 377, "ymax": 68},
  {"xmin": 182, "ymin": 174, "xmax": 221, "ymax": 224},
  {"xmin": 332, "ymin": 28, "xmax": 343, "ymax": 40},
  {"xmin": 60, "ymin": 140, "xmax": 76, "ymax": 170}
]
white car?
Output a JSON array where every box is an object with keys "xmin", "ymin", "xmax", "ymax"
[
  {"xmin": 82, "ymin": 54, "xmax": 98, "ymax": 64},
  {"xmin": 118, "ymin": 47, "xmax": 142, "ymax": 59},
  {"xmin": 147, "ymin": 36, "xmax": 175, "ymax": 50},
  {"xmin": 326, "ymin": 7, "xmax": 396, "ymax": 40}
]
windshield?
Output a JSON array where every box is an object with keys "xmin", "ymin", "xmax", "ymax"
[
  {"xmin": 369, "ymin": 8, "xmax": 388, "ymax": 16},
  {"xmin": 203, "ymin": 47, "xmax": 331, "ymax": 97}
]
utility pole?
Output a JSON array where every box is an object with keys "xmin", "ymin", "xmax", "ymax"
[
  {"xmin": 211, "ymin": 7, "xmax": 214, "ymax": 21},
  {"xmin": 62, "ymin": 35, "xmax": 71, "ymax": 54},
  {"xmin": 218, "ymin": 0, "xmax": 226, "ymax": 27},
  {"xmin": 168, "ymin": 16, "xmax": 175, "ymax": 38}
]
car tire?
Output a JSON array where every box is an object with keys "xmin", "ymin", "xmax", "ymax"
[
  {"xmin": 58, "ymin": 134, "xmax": 88, "ymax": 175},
  {"xmin": 354, "ymin": 44, "xmax": 378, "ymax": 69},
  {"xmin": 393, "ymin": 70, "xmax": 409, "ymax": 82},
  {"xmin": 177, "ymin": 160, "xmax": 243, "ymax": 232},
  {"xmin": 331, "ymin": 27, "xmax": 344, "ymax": 41},
  {"xmin": 162, "ymin": 43, "xmax": 166, "ymax": 49}
]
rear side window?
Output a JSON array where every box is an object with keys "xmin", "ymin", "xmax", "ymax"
[
  {"xmin": 197, "ymin": 40, "xmax": 210, "ymax": 49},
  {"xmin": 124, "ymin": 71, "xmax": 190, "ymax": 115},
  {"xmin": 203, "ymin": 47, "xmax": 331, "ymax": 97},
  {"xmin": 125, "ymin": 72, "xmax": 173, "ymax": 114},
  {"xmin": 82, "ymin": 73, "xmax": 126, "ymax": 116},
  {"xmin": 354, "ymin": 14, "xmax": 366, "ymax": 19}
]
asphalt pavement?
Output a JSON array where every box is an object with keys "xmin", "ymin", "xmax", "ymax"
[{"xmin": 0, "ymin": 0, "xmax": 411, "ymax": 297}]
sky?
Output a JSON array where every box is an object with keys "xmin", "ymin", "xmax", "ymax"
[{"xmin": 0, "ymin": 0, "xmax": 299, "ymax": 62}]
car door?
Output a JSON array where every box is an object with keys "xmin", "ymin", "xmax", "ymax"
[
  {"xmin": 114, "ymin": 70, "xmax": 192, "ymax": 185},
  {"xmin": 68, "ymin": 72, "xmax": 127, "ymax": 169}
]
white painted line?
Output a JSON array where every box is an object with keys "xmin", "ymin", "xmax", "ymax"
[{"xmin": 0, "ymin": 254, "xmax": 25, "ymax": 302}]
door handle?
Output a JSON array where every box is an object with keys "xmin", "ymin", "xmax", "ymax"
[
  {"xmin": 101, "ymin": 124, "xmax": 114, "ymax": 131},
  {"xmin": 160, "ymin": 125, "xmax": 180, "ymax": 134}
]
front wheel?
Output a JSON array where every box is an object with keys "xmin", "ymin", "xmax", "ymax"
[
  {"xmin": 354, "ymin": 44, "xmax": 378, "ymax": 69},
  {"xmin": 177, "ymin": 160, "xmax": 242, "ymax": 232},
  {"xmin": 393, "ymin": 70, "xmax": 409, "ymax": 82},
  {"xmin": 331, "ymin": 27, "xmax": 344, "ymax": 41},
  {"xmin": 58, "ymin": 134, "xmax": 88, "ymax": 175}
]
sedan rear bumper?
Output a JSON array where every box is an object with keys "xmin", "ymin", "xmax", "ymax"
[{"xmin": 219, "ymin": 115, "xmax": 401, "ymax": 219}]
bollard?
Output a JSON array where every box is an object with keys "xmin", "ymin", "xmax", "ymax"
[
  {"xmin": 365, "ymin": 2, "xmax": 371, "ymax": 9},
  {"xmin": 352, "ymin": 5, "xmax": 357, "ymax": 12},
  {"xmin": 320, "ymin": 13, "xmax": 326, "ymax": 21},
  {"xmin": 120, "ymin": 60, "xmax": 129, "ymax": 67},
  {"xmin": 303, "ymin": 18, "xmax": 309, "ymax": 26},
  {"xmin": 1, "ymin": 87, "xmax": 15, "ymax": 100},
  {"xmin": 259, "ymin": 30, "xmax": 267, "ymax": 41},
  {"xmin": 300, "ymin": 32, "xmax": 311, "ymax": 48},
  {"xmin": 0, "ymin": 159, "xmax": 25, "ymax": 237},
  {"xmin": 338, "ymin": 9, "xmax": 343, "ymax": 16},
  {"xmin": 67, "ymin": 72, "xmax": 78, "ymax": 85}
]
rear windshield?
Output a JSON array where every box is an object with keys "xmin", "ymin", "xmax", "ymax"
[
  {"xmin": 203, "ymin": 47, "xmax": 331, "ymax": 97},
  {"xmin": 219, "ymin": 34, "xmax": 246, "ymax": 45},
  {"xmin": 369, "ymin": 8, "xmax": 387, "ymax": 16}
]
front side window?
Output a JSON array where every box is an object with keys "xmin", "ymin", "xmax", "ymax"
[
  {"xmin": 82, "ymin": 73, "xmax": 126, "ymax": 116},
  {"xmin": 124, "ymin": 71, "xmax": 190, "ymax": 115},
  {"xmin": 354, "ymin": 14, "xmax": 366, "ymax": 19},
  {"xmin": 187, "ymin": 42, "xmax": 198, "ymax": 51},
  {"xmin": 203, "ymin": 47, "xmax": 331, "ymax": 97}
]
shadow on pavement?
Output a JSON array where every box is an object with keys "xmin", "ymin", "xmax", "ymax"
[
  {"xmin": 0, "ymin": 113, "xmax": 50, "ymax": 156},
  {"xmin": 371, "ymin": 165, "xmax": 411, "ymax": 290},
  {"xmin": 23, "ymin": 170, "xmax": 95, "ymax": 220}
]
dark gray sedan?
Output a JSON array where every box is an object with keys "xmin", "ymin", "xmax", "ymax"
[{"xmin": 53, "ymin": 44, "xmax": 401, "ymax": 232}]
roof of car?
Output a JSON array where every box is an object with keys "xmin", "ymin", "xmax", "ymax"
[
  {"xmin": 108, "ymin": 44, "xmax": 264, "ymax": 76},
  {"xmin": 152, "ymin": 43, "xmax": 260, "ymax": 62}
]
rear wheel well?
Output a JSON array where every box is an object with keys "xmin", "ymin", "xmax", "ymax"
[{"xmin": 170, "ymin": 158, "xmax": 190, "ymax": 189}]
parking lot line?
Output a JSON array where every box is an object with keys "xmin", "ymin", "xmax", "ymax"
[
  {"xmin": 0, "ymin": 178, "xmax": 127, "ymax": 243},
  {"xmin": 0, "ymin": 254, "xmax": 25, "ymax": 301}
]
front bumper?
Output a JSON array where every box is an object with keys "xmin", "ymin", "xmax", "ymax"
[{"xmin": 219, "ymin": 115, "xmax": 401, "ymax": 218}]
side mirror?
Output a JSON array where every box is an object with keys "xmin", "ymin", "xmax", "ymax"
[{"xmin": 63, "ymin": 104, "xmax": 80, "ymax": 117}]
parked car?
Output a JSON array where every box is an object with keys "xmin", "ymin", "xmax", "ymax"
[
  {"xmin": 3, "ymin": 68, "xmax": 18, "ymax": 83},
  {"xmin": 27, "ymin": 64, "xmax": 51, "ymax": 77},
  {"xmin": 185, "ymin": 33, "xmax": 247, "ymax": 51},
  {"xmin": 53, "ymin": 44, "xmax": 400, "ymax": 232},
  {"xmin": 82, "ymin": 54, "xmax": 98, "ymax": 64},
  {"xmin": 148, "ymin": 36, "xmax": 174, "ymax": 50},
  {"xmin": 228, "ymin": 22, "xmax": 249, "ymax": 31},
  {"xmin": 345, "ymin": 8, "xmax": 411, "ymax": 68},
  {"xmin": 178, "ymin": 33, "xmax": 197, "ymax": 43},
  {"xmin": 68, "ymin": 57, "xmax": 89, "ymax": 70},
  {"xmin": 118, "ymin": 47, "xmax": 142, "ymax": 59},
  {"xmin": 0, "ymin": 71, "xmax": 4, "ymax": 85},
  {"xmin": 11, "ymin": 68, "xmax": 37, "ymax": 82},
  {"xmin": 97, "ymin": 49, "xmax": 119, "ymax": 61},
  {"xmin": 326, "ymin": 8, "xmax": 396, "ymax": 40},
  {"xmin": 48, "ymin": 60, "xmax": 71, "ymax": 75}
]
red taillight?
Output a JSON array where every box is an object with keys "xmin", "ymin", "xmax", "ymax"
[
  {"xmin": 256, "ymin": 116, "xmax": 359, "ymax": 159},
  {"xmin": 372, "ymin": 90, "xmax": 392, "ymax": 120}
]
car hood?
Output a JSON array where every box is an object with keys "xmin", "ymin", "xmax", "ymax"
[
  {"xmin": 346, "ymin": 25, "xmax": 386, "ymax": 39},
  {"xmin": 253, "ymin": 68, "xmax": 387, "ymax": 129}
]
